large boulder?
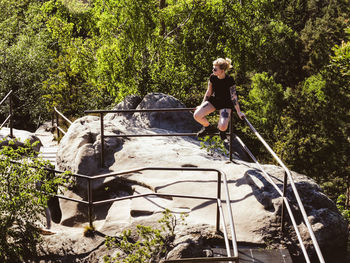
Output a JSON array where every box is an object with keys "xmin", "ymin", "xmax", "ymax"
[
  {"xmin": 53, "ymin": 93, "xmax": 348, "ymax": 262},
  {"xmin": 105, "ymin": 93, "xmax": 201, "ymax": 133},
  {"xmin": 57, "ymin": 116, "xmax": 123, "ymax": 177},
  {"xmin": 245, "ymin": 165, "xmax": 348, "ymax": 260},
  {"xmin": 133, "ymin": 92, "xmax": 201, "ymax": 133},
  {"xmin": 288, "ymin": 179, "xmax": 348, "ymax": 259},
  {"xmin": 0, "ymin": 127, "xmax": 42, "ymax": 152},
  {"xmin": 105, "ymin": 94, "xmax": 142, "ymax": 121},
  {"xmin": 57, "ymin": 93, "xmax": 203, "ymax": 176}
]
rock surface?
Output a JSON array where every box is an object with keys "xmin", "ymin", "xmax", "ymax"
[
  {"xmin": 133, "ymin": 92, "xmax": 200, "ymax": 133},
  {"xmin": 0, "ymin": 127, "xmax": 42, "ymax": 151},
  {"xmin": 37, "ymin": 93, "xmax": 347, "ymax": 262}
]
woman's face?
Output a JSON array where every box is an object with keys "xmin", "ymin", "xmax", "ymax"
[{"xmin": 212, "ymin": 64, "xmax": 223, "ymax": 76}]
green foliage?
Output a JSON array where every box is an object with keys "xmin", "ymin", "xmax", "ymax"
[
  {"xmin": 275, "ymin": 75, "xmax": 329, "ymax": 169},
  {"xmin": 2, "ymin": 0, "xmax": 347, "ymax": 119},
  {"xmin": 337, "ymin": 194, "xmax": 350, "ymax": 221},
  {"xmin": 274, "ymin": 33, "xmax": 350, "ymax": 202},
  {"xmin": 249, "ymin": 19, "xmax": 303, "ymax": 86},
  {"xmin": 0, "ymin": 0, "xmax": 349, "ymax": 216},
  {"xmin": 299, "ymin": 0, "xmax": 349, "ymax": 74},
  {"xmin": 0, "ymin": 0, "xmax": 53, "ymax": 130},
  {"xmin": 41, "ymin": 0, "xmax": 112, "ymax": 117},
  {"xmin": 103, "ymin": 209, "xmax": 187, "ymax": 263},
  {"xmin": 246, "ymin": 72, "xmax": 284, "ymax": 129},
  {"xmin": 239, "ymin": 72, "xmax": 284, "ymax": 160},
  {"xmin": 0, "ymin": 138, "xmax": 69, "ymax": 262},
  {"xmin": 199, "ymin": 135, "xmax": 228, "ymax": 156},
  {"xmin": 41, "ymin": 0, "xmax": 335, "ymax": 107},
  {"xmin": 302, "ymin": 74, "xmax": 326, "ymax": 103},
  {"xmin": 277, "ymin": 0, "xmax": 349, "ymax": 75}
]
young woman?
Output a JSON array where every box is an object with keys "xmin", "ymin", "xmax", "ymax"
[{"xmin": 193, "ymin": 58, "xmax": 245, "ymax": 140}]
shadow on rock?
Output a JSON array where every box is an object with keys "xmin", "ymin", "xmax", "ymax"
[{"xmin": 242, "ymin": 169, "xmax": 281, "ymax": 212}]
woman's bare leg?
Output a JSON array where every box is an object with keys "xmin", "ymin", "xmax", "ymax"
[
  {"xmin": 217, "ymin": 108, "xmax": 232, "ymax": 131},
  {"xmin": 193, "ymin": 101, "xmax": 216, "ymax": 127}
]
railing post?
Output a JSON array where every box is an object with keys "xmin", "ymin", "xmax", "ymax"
[
  {"xmin": 229, "ymin": 111, "xmax": 234, "ymax": 162},
  {"xmin": 87, "ymin": 179, "xmax": 93, "ymax": 228},
  {"xmin": 281, "ymin": 171, "xmax": 288, "ymax": 233},
  {"xmin": 9, "ymin": 91, "xmax": 13, "ymax": 138},
  {"xmin": 216, "ymin": 171, "xmax": 222, "ymax": 232},
  {"xmin": 56, "ymin": 111, "xmax": 60, "ymax": 139},
  {"xmin": 100, "ymin": 112, "xmax": 105, "ymax": 167}
]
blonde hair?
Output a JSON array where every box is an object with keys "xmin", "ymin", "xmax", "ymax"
[{"xmin": 213, "ymin": 58, "xmax": 233, "ymax": 71}]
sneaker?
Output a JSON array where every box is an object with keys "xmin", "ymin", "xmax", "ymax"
[
  {"xmin": 219, "ymin": 130, "xmax": 227, "ymax": 141},
  {"xmin": 197, "ymin": 125, "xmax": 212, "ymax": 137}
]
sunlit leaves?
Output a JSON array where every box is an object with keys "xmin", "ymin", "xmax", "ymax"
[
  {"xmin": 0, "ymin": 139, "xmax": 69, "ymax": 262},
  {"xmin": 104, "ymin": 209, "xmax": 186, "ymax": 262},
  {"xmin": 246, "ymin": 72, "xmax": 284, "ymax": 129}
]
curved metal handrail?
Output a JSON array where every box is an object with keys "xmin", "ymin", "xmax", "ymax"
[
  {"xmin": 7, "ymin": 159, "xmax": 238, "ymax": 260},
  {"xmin": 0, "ymin": 90, "xmax": 13, "ymax": 106},
  {"xmin": 4, "ymin": 158, "xmax": 239, "ymax": 261},
  {"xmin": 53, "ymin": 107, "xmax": 72, "ymax": 137},
  {"xmin": 84, "ymin": 107, "xmax": 239, "ymax": 166},
  {"xmin": 44, "ymin": 165, "xmax": 239, "ymax": 260},
  {"xmin": 240, "ymin": 116, "xmax": 325, "ymax": 263},
  {"xmin": 0, "ymin": 90, "xmax": 13, "ymax": 137}
]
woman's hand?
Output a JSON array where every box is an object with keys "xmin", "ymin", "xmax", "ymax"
[{"xmin": 237, "ymin": 111, "xmax": 245, "ymax": 120}]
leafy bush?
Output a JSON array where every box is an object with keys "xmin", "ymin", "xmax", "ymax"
[
  {"xmin": 0, "ymin": 139, "xmax": 68, "ymax": 262},
  {"xmin": 104, "ymin": 209, "xmax": 187, "ymax": 263},
  {"xmin": 199, "ymin": 135, "xmax": 228, "ymax": 157},
  {"xmin": 336, "ymin": 194, "xmax": 350, "ymax": 221}
]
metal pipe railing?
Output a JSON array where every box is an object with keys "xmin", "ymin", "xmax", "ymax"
[
  {"xmin": 85, "ymin": 108, "xmax": 237, "ymax": 166},
  {"xmin": 217, "ymin": 198, "xmax": 232, "ymax": 257},
  {"xmin": 0, "ymin": 90, "xmax": 13, "ymax": 105},
  {"xmin": 222, "ymin": 169, "xmax": 238, "ymax": 258},
  {"xmin": 53, "ymin": 107, "xmax": 72, "ymax": 138},
  {"xmin": 165, "ymin": 257, "xmax": 239, "ymax": 262},
  {"xmin": 240, "ymin": 116, "xmax": 325, "ymax": 263},
  {"xmin": 8, "ymin": 161, "xmax": 237, "ymax": 254},
  {"xmin": 281, "ymin": 171, "xmax": 288, "ymax": 233},
  {"xmin": 78, "ymin": 166, "xmax": 223, "ymax": 230},
  {"xmin": 232, "ymin": 134, "xmax": 313, "ymax": 261},
  {"xmin": 85, "ymin": 108, "xmax": 196, "ymax": 113},
  {"xmin": 49, "ymin": 166, "xmax": 238, "ymax": 260},
  {"xmin": 0, "ymin": 90, "xmax": 13, "ymax": 137},
  {"xmin": 44, "ymin": 105, "xmax": 322, "ymax": 261},
  {"xmin": 234, "ymin": 134, "xmax": 311, "ymax": 261},
  {"xmin": 0, "ymin": 115, "xmax": 11, "ymax": 129}
]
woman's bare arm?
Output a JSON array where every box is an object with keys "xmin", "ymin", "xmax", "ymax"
[
  {"xmin": 230, "ymin": 85, "xmax": 245, "ymax": 119},
  {"xmin": 202, "ymin": 81, "xmax": 213, "ymax": 104}
]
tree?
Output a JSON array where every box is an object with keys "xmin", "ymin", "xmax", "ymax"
[
  {"xmin": 0, "ymin": 0, "xmax": 54, "ymax": 130},
  {"xmin": 274, "ymin": 30, "xmax": 350, "ymax": 202},
  {"xmin": 320, "ymin": 36, "xmax": 350, "ymax": 202},
  {"xmin": 240, "ymin": 72, "xmax": 285, "ymax": 160},
  {"xmin": 276, "ymin": 0, "xmax": 349, "ymax": 75}
]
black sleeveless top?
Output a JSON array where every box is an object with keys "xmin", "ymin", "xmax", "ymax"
[{"xmin": 208, "ymin": 74, "xmax": 235, "ymax": 109}]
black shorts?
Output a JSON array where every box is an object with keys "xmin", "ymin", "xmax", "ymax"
[{"xmin": 208, "ymin": 97, "xmax": 234, "ymax": 110}]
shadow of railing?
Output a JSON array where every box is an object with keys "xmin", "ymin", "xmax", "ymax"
[
  {"xmin": 48, "ymin": 165, "xmax": 239, "ymax": 262},
  {"xmin": 2, "ymin": 104, "xmax": 325, "ymax": 262},
  {"xmin": 233, "ymin": 116, "xmax": 325, "ymax": 263},
  {"xmin": 82, "ymin": 107, "xmax": 325, "ymax": 262}
]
